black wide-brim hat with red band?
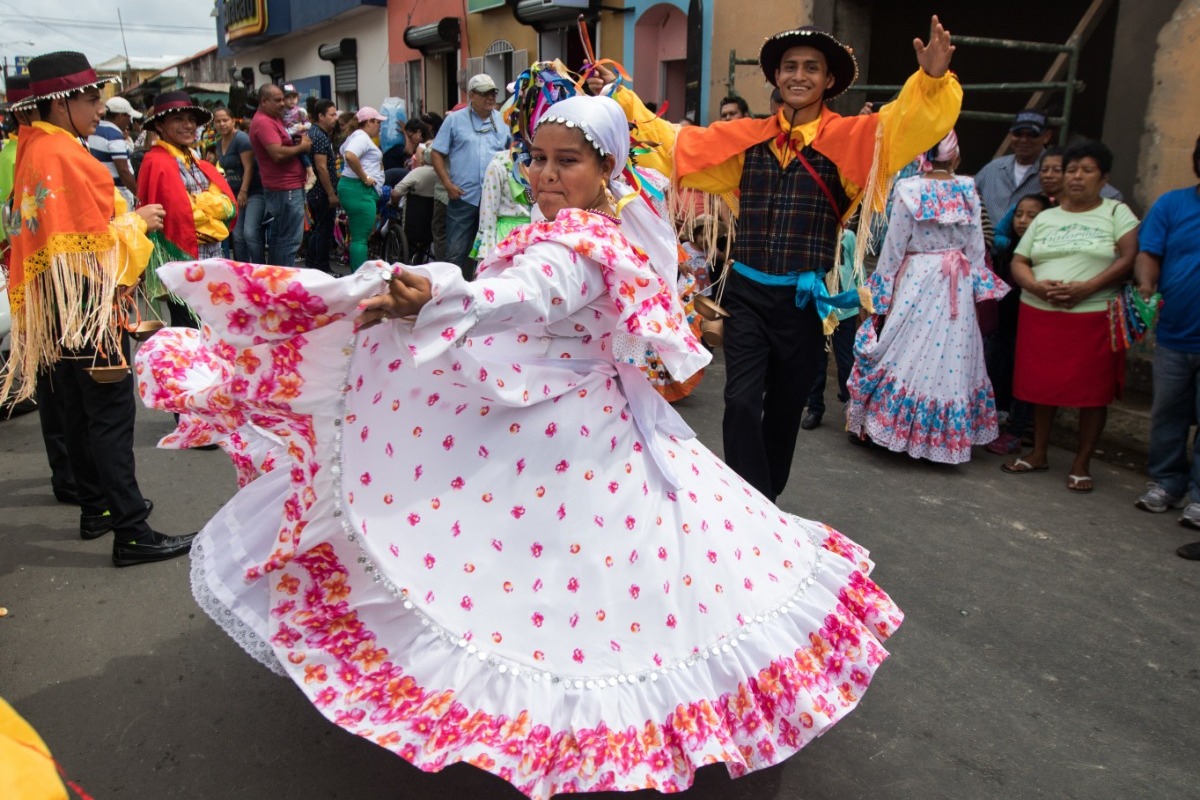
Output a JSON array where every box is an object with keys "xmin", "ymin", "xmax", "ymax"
[
  {"xmin": 26, "ymin": 51, "xmax": 119, "ymax": 103},
  {"xmin": 144, "ymin": 91, "xmax": 213, "ymax": 129},
  {"xmin": 2, "ymin": 74, "xmax": 34, "ymax": 112},
  {"xmin": 759, "ymin": 27, "xmax": 859, "ymax": 99}
]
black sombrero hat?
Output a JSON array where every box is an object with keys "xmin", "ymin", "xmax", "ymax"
[
  {"xmin": 26, "ymin": 51, "xmax": 119, "ymax": 103},
  {"xmin": 144, "ymin": 91, "xmax": 213, "ymax": 129},
  {"xmin": 3, "ymin": 75, "xmax": 34, "ymax": 112},
  {"xmin": 759, "ymin": 27, "xmax": 859, "ymax": 99}
]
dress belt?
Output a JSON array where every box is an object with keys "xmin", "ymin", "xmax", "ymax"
[
  {"xmin": 730, "ymin": 260, "xmax": 862, "ymax": 320},
  {"xmin": 902, "ymin": 249, "xmax": 971, "ymax": 319}
]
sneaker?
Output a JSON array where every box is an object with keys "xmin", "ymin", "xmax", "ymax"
[
  {"xmin": 985, "ymin": 432, "xmax": 1022, "ymax": 455},
  {"xmin": 1135, "ymin": 484, "xmax": 1187, "ymax": 514},
  {"xmin": 1181, "ymin": 503, "xmax": 1200, "ymax": 530}
]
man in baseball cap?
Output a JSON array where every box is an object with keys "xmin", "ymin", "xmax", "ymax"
[
  {"xmin": 89, "ymin": 95, "xmax": 143, "ymax": 206},
  {"xmin": 974, "ymin": 108, "xmax": 1053, "ymax": 222},
  {"xmin": 429, "ymin": 73, "xmax": 509, "ymax": 279}
]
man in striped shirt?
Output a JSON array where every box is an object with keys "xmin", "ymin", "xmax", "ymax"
[{"xmin": 87, "ymin": 96, "xmax": 141, "ymax": 208}]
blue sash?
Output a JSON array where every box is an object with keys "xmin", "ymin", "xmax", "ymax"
[{"xmin": 730, "ymin": 261, "xmax": 861, "ymax": 321}]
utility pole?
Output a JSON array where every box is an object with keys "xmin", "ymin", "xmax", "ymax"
[{"xmin": 118, "ymin": 7, "xmax": 132, "ymax": 89}]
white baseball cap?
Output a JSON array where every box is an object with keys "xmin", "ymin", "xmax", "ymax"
[
  {"xmin": 105, "ymin": 96, "xmax": 143, "ymax": 119},
  {"xmin": 467, "ymin": 74, "xmax": 498, "ymax": 94}
]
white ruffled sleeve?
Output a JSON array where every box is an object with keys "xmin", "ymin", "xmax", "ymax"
[{"xmin": 395, "ymin": 241, "xmax": 605, "ymax": 364}]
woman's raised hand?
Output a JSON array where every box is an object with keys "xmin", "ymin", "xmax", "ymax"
[
  {"xmin": 914, "ymin": 15, "xmax": 955, "ymax": 79},
  {"xmin": 355, "ymin": 269, "xmax": 433, "ymax": 330}
]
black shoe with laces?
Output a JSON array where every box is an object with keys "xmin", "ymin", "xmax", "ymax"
[{"xmin": 112, "ymin": 531, "xmax": 197, "ymax": 567}]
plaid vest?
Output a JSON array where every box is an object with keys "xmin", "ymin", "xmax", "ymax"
[{"xmin": 730, "ymin": 140, "xmax": 849, "ymax": 276}]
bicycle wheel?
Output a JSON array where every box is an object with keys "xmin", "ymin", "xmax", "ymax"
[{"xmin": 383, "ymin": 227, "xmax": 404, "ymax": 264}]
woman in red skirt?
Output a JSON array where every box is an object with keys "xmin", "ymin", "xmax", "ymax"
[{"xmin": 1000, "ymin": 140, "xmax": 1139, "ymax": 492}]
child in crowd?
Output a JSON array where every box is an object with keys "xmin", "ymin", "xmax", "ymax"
[
  {"xmin": 985, "ymin": 193, "xmax": 1053, "ymax": 454},
  {"xmin": 282, "ymin": 86, "xmax": 315, "ymax": 183}
]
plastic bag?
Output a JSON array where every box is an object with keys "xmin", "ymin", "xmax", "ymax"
[{"xmin": 378, "ymin": 97, "xmax": 408, "ymax": 153}]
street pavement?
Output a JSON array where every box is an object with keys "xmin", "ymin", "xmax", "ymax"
[{"xmin": 1, "ymin": 352, "xmax": 1197, "ymax": 800}]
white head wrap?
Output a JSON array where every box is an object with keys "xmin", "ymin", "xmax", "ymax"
[{"xmin": 533, "ymin": 95, "xmax": 679, "ymax": 287}]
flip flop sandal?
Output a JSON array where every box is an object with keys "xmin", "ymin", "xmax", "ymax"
[
  {"xmin": 1067, "ymin": 474, "xmax": 1094, "ymax": 493},
  {"xmin": 1000, "ymin": 457, "xmax": 1049, "ymax": 474}
]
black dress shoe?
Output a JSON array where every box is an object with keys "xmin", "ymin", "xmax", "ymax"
[
  {"xmin": 80, "ymin": 512, "xmax": 115, "ymax": 540},
  {"xmin": 79, "ymin": 499, "xmax": 155, "ymax": 540},
  {"xmin": 1177, "ymin": 541, "xmax": 1200, "ymax": 560},
  {"xmin": 112, "ymin": 531, "xmax": 198, "ymax": 567},
  {"xmin": 800, "ymin": 411, "xmax": 822, "ymax": 430}
]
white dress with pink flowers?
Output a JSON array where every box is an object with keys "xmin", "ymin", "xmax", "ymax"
[{"xmin": 137, "ymin": 209, "xmax": 902, "ymax": 798}]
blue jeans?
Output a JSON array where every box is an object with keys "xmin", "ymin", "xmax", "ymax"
[
  {"xmin": 805, "ymin": 316, "xmax": 857, "ymax": 416},
  {"xmin": 445, "ymin": 198, "xmax": 480, "ymax": 280},
  {"xmin": 265, "ymin": 188, "xmax": 305, "ymax": 267},
  {"xmin": 233, "ymin": 193, "xmax": 265, "ymax": 263},
  {"xmin": 1147, "ymin": 344, "xmax": 1200, "ymax": 502}
]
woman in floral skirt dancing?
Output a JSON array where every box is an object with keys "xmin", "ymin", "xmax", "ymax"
[{"xmin": 138, "ymin": 95, "xmax": 902, "ymax": 797}]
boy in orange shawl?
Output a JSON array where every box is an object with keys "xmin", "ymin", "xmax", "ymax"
[
  {"xmin": 3, "ymin": 51, "xmax": 197, "ymax": 566},
  {"xmin": 600, "ymin": 17, "xmax": 961, "ymax": 501}
]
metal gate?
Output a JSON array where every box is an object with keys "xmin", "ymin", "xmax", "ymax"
[{"xmin": 725, "ymin": 0, "xmax": 1114, "ymax": 152}]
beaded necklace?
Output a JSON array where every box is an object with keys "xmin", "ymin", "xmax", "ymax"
[{"xmin": 589, "ymin": 207, "xmax": 621, "ymax": 225}]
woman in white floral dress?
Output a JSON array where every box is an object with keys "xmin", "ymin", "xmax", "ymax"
[
  {"xmin": 137, "ymin": 96, "xmax": 902, "ymax": 798},
  {"xmin": 847, "ymin": 132, "xmax": 1010, "ymax": 463}
]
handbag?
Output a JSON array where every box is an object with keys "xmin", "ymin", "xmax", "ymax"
[{"xmin": 1107, "ymin": 283, "xmax": 1161, "ymax": 351}]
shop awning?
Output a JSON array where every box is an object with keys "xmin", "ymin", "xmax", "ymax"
[
  {"xmin": 403, "ymin": 18, "xmax": 461, "ymax": 55},
  {"xmin": 513, "ymin": 0, "xmax": 593, "ymax": 30}
]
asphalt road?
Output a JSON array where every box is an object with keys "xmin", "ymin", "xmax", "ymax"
[{"xmin": 2, "ymin": 352, "xmax": 1197, "ymax": 799}]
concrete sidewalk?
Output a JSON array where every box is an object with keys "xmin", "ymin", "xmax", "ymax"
[{"xmin": 1, "ymin": 352, "xmax": 1196, "ymax": 799}]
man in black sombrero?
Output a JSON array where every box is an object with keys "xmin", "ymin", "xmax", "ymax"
[
  {"xmin": 4, "ymin": 51, "xmax": 197, "ymax": 566},
  {"xmin": 604, "ymin": 17, "xmax": 961, "ymax": 501}
]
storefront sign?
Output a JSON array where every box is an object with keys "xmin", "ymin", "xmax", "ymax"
[
  {"xmin": 467, "ymin": 0, "xmax": 506, "ymax": 12},
  {"xmin": 224, "ymin": 0, "xmax": 270, "ymax": 41}
]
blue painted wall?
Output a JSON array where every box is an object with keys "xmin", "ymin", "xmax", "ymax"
[{"xmin": 620, "ymin": 0, "xmax": 713, "ymax": 124}]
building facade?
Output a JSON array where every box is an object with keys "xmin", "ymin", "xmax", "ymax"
[
  {"xmin": 387, "ymin": 0, "xmax": 628, "ymax": 118},
  {"xmin": 215, "ymin": 0, "xmax": 389, "ymax": 111}
]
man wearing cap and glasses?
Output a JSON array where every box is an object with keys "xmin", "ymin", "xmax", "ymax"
[
  {"xmin": 430, "ymin": 73, "xmax": 509, "ymax": 280},
  {"xmin": 2, "ymin": 51, "xmax": 197, "ymax": 566},
  {"xmin": 598, "ymin": 17, "xmax": 960, "ymax": 502},
  {"xmin": 88, "ymin": 96, "xmax": 142, "ymax": 209},
  {"xmin": 974, "ymin": 109, "xmax": 1054, "ymax": 225}
]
